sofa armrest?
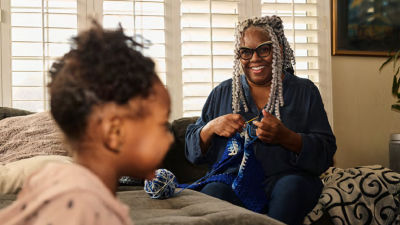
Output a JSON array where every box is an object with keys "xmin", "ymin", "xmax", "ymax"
[{"xmin": 0, "ymin": 107, "xmax": 33, "ymax": 121}]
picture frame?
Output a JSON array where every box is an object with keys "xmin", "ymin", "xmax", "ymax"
[{"xmin": 331, "ymin": 0, "xmax": 400, "ymax": 56}]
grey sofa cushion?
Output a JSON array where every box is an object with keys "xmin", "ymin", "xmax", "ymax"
[
  {"xmin": 0, "ymin": 189, "xmax": 284, "ymax": 225},
  {"xmin": 118, "ymin": 189, "xmax": 284, "ymax": 225}
]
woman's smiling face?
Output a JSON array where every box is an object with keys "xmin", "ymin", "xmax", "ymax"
[{"xmin": 240, "ymin": 26, "xmax": 274, "ymax": 86}]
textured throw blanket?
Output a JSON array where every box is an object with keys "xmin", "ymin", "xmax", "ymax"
[
  {"xmin": 304, "ymin": 165, "xmax": 400, "ymax": 225},
  {"xmin": 0, "ymin": 112, "xmax": 69, "ymax": 164}
]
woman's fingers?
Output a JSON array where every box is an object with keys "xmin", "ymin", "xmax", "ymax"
[
  {"xmin": 252, "ymin": 120, "xmax": 267, "ymax": 130},
  {"xmin": 229, "ymin": 114, "xmax": 245, "ymax": 127},
  {"xmin": 213, "ymin": 114, "xmax": 250, "ymax": 137},
  {"xmin": 216, "ymin": 122, "xmax": 237, "ymax": 137},
  {"xmin": 253, "ymin": 118, "xmax": 278, "ymax": 143},
  {"xmin": 256, "ymin": 126, "xmax": 272, "ymax": 138}
]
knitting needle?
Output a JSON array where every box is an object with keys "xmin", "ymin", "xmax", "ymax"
[{"xmin": 246, "ymin": 116, "xmax": 259, "ymax": 124}]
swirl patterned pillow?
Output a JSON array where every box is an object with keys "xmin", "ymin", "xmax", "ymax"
[{"xmin": 304, "ymin": 165, "xmax": 400, "ymax": 225}]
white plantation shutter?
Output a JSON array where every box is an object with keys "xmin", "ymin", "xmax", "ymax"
[
  {"xmin": 181, "ymin": 0, "xmax": 239, "ymax": 117},
  {"xmin": 1, "ymin": 0, "xmax": 331, "ymax": 120},
  {"xmin": 103, "ymin": 0, "xmax": 166, "ymax": 84},
  {"xmin": 9, "ymin": 0, "xmax": 77, "ymax": 112},
  {"xmin": 261, "ymin": 0, "xmax": 319, "ymax": 85}
]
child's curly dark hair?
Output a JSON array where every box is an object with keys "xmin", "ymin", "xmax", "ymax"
[{"xmin": 48, "ymin": 22, "xmax": 158, "ymax": 142}]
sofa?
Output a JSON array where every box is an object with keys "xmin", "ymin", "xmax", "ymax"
[
  {"xmin": 0, "ymin": 107, "xmax": 399, "ymax": 225},
  {"xmin": 0, "ymin": 107, "xmax": 284, "ymax": 225}
]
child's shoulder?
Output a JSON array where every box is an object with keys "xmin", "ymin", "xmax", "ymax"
[
  {"xmin": 32, "ymin": 191, "xmax": 131, "ymax": 225},
  {"xmin": 25, "ymin": 162, "xmax": 106, "ymax": 196},
  {"xmin": 1, "ymin": 184, "xmax": 131, "ymax": 225},
  {"xmin": 2, "ymin": 162, "xmax": 132, "ymax": 225}
]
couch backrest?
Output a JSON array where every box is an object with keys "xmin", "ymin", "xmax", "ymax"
[
  {"xmin": 0, "ymin": 107, "xmax": 33, "ymax": 121},
  {"xmin": 162, "ymin": 117, "xmax": 208, "ymax": 184},
  {"xmin": 0, "ymin": 107, "xmax": 208, "ymax": 184}
]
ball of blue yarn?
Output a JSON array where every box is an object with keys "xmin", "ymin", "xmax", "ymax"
[{"xmin": 144, "ymin": 169, "xmax": 177, "ymax": 199}]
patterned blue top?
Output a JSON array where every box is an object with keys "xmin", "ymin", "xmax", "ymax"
[{"xmin": 185, "ymin": 71, "xmax": 337, "ymax": 194}]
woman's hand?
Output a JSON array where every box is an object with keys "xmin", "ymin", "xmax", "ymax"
[
  {"xmin": 208, "ymin": 114, "xmax": 245, "ymax": 138},
  {"xmin": 252, "ymin": 110, "xmax": 285, "ymax": 144},
  {"xmin": 253, "ymin": 110, "xmax": 302, "ymax": 153},
  {"xmin": 199, "ymin": 114, "xmax": 245, "ymax": 154}
]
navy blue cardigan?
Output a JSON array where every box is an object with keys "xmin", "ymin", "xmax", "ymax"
[{"xmin": 185, "ymin": 71, "xmax": 337, "ymax": 195}]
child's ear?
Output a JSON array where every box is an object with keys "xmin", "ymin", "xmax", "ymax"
[{"xmin": 103, "ymin": 117, "xmax": 123, "ymax": 154}]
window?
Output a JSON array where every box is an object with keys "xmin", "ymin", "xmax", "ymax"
[
  {"xmin": 0, "ymin": 0, "xmax": 332, "ymax": 121},
  {"xmin": 7, "ymin": 0, "xmax": 77, "ymax": 112},
  {"xmin": 262, "ymin": 0, "xmax": 319, "ymax": 85},
  {"xmin": 103, "ymin": 0, "xmax": 166, "ymax": 84},
  {"xmin": 181, "ymin": 0, "xmax": 239, "ymax": 117}
]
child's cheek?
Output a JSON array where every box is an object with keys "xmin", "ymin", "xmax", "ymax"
[{"xmin": 138, "ymin": 135, "xmax": 165, "ymax": 166}]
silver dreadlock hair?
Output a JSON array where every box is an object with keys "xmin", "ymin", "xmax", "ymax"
[{"xmin": 232, "ymin": 15, "xmax": 295, "ymax": 120}]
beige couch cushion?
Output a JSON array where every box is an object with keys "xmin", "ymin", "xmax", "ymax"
[{"xmin": 0, "ymin": 155, "xmax": 72, "ymax": 194}]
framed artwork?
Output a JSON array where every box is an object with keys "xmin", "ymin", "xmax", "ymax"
[{"xmin": 332, "ymin": 0, "xmax": 400, "ymax": 56}]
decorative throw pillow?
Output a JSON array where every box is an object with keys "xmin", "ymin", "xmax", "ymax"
[
  {"xmin": 0, "ymin": 155, "xmax": 72, "ymax": 194},
  {"xmin": 0, "ymin": 112, "xmax": 70, "ymax": 164},
  {"xmin": 304, "ymin": 165, "xmax": 400, "ymax": 225}
]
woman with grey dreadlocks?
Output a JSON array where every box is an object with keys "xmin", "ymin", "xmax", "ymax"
[{"xmin": 185, "ymin": 15, "xmax": 336, "ymax": 225}]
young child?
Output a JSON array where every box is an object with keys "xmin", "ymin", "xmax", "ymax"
[{"xmin": 0, "ymin": 23, "xmax": 173, "ymax": 225}]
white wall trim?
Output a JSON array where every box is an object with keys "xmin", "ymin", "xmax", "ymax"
[
  {"xmin": 93, "ymin": 0, "xmax": 103, "ymax": 25},
  {"xmin": 78, "ymin": 0, "xmax": 102, "ymax": 31},
  {"xmin": 251, "ymin": 0, "xmax": 261, "ymax": 18},
  {"xmin": 317, "ymin": 1, "xmax": 334, "ymax": 127},
  {"xmin": 239, "ymin": 0, "xmax": 261, "ymax": 20},
  {"xmin": 165, "ymin": 0, "xmax": 182, "ymax": 120},
  {"xmin": 77, "ymin": 0, "xmax": 87, "ymax": 31},
  {"xmin": 0, "ymin": 0, "xmax": 11, "ymax": 107}
]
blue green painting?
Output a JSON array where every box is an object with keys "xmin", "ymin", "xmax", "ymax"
[{"xmin": 337, "ymin": 0, "xmax": 400, "ymax": 53}]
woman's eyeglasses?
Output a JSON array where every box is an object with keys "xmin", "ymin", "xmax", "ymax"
[{"xmin": 238, "ymin": 41, "xmax": 273, "ymax": 60}]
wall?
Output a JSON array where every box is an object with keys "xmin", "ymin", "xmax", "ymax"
[{"xmin": 332, "ymin": 56, "xmax": 400, "ymax": 168}]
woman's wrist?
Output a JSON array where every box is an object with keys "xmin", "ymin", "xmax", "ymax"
[
  {"xmin": 199, "ymin": 121, "xmax": 215, "ymax": 154},
  {"xmin": 279, "ymin": 127, "xmax": 302, "ymax": 153}
]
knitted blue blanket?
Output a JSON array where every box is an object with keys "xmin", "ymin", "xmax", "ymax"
[{"xmin": 185, "ymin": 132, "xmax": 268, "ymax": 213}]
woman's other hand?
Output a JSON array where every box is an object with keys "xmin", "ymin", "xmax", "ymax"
[{"xmin": 253, "ymin": 110, "xmax": 302, "ymax": 153}]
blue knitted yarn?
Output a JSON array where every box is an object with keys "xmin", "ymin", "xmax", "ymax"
[
  {"xmin": 144, "ymin": 130, "xmax": 269, "ymax": 213},
  {"xmin": 182, "ymin": 133, "xmax": 244, "ymax": 191},
  {"xmin": 184, "ymin": 132, "xmax": 269, "ymax": 213},
  {"xmin": 144, "ymin": 169, "xmax": 177, "ymax": 199},
  {"xmin": 232, "ymin": 136, "xmax": 268, "ymax": 213}
]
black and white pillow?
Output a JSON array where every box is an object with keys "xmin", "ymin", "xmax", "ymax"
[{"xmin": 304, "ymin": 165, "xmax": 400, "ymax": 225}]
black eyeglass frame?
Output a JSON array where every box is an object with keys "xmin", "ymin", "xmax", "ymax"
[{"xmin": 238, "ymin": 41, "xmax": 273, "ymax": 60}]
